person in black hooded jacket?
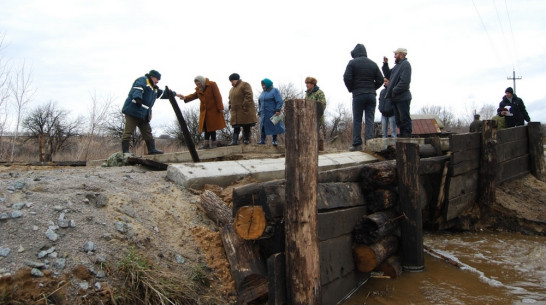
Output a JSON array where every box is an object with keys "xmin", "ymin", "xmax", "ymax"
[
  {"xmin": 497, "ymin": 87, "xmax": 530, "ymax": 128},
  {"xmin": 343, "ymin": 43, "xmax": 384, "ymax": 151}
]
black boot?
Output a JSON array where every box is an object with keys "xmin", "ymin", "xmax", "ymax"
[
  {"xmin": 121, "ymin": 141, "xmax": 130, "ymax": 154},
  {"xmin": 229, "ymin": 129, "xmax": 240, "ymax": 146},
  {"xmin": 145, "ymin": 139, "xmax": 163, "ymax": 155},
  {"xmin": 243, "ymin": 129, "xmax": 250, "ymax": 144}
]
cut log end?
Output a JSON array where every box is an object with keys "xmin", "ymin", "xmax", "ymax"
[
  {"xmin": 234, "ymin": 205, "xmax": 267, "ymax": 240},
  {"xmin": 353, "ymin": 244, "xmax": 377, "ymax": 273}
]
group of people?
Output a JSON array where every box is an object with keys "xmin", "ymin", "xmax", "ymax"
[
  {"xmin": 120, "ymin": 44, "xmax": 530, "ymax": 156},
  {"xmin": 343, "ymin": 43, "xmax": 413, "ymax": 151},
  {"xmin": 469, "ymin": 86, "xmax": 531, "ymax": 133},
  {"xmin": 121, "ymin": 70, "xmax": 295, "ymax": 154}
]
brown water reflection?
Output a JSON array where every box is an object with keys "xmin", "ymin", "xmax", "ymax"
[{"xmin": 342, "ymin": 232, "xmax": 546, "ymax": 305}]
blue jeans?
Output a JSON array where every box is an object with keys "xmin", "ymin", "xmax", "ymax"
[
  {"xmin": 352, "ymin": 93, "xmax": 377, "ymax": 146},
  {"xmin": 393, "ymin": 99, "xmax": 412, "ymax": 137},
  {"xmin": 381, "ymin": 115, "xmax": 397, "ymax": 138}
]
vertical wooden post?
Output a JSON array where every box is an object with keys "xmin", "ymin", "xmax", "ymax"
[
  {"xmin": 38, "ymin": 133, "xmax": 46, "ymax": 162},
  {"xmin": 527, "ymin": 122, "xmax": 544, "ymax": 182},
  {"xmin": 479, "ymin": 120, "xmax": 498, "ymax": 206},
  {"xmin": 396, "ymin": 142, "xmax": 424, "ymax": 272},
  {"xmin": 284, "ymin": 99, "xmax": 321, "ymax": 304}
]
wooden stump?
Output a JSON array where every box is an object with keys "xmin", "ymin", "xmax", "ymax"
[
  {"xmin": 353, "ymin": 209, "xmax": 400, "ymax": 245},
  {"xmin": 360, "ymin": 160, "xmax": 397, "ymax": 191},
  {"xmin": 234, "ymin": 205, "xmax": 267, "ymax": 240},
  {"xmin": 375, "ymin": 255, "xmax": 402, "ymax": 279},
  {"xmin": 353, "ymin": 235, "xmax": 399, "ymax": 273}
]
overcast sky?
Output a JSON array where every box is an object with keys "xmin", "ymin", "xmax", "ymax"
[{"xmin": 1, "ymin": 0, "xmax": 545, "ymax": 135}]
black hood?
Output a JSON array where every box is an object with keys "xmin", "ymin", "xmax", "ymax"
[{"xmin": 351, "ymin": 43, "xmax": 367, "ymax": 58}]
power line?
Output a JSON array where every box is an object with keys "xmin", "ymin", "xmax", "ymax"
[{"xmin": 504, "ymin": 0, "xmax": 521, "ymax": 73}]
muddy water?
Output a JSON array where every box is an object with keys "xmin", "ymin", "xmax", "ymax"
[{"xmin": 342, "ymin": 232, "xmax": 546, "ymax": 305}]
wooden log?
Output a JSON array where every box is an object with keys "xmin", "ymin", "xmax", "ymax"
[
  {"xmin": 318, "ymin": 164, "xmax": 365, "ymax": 183},
  {"xmin": 418, "ymin": 144, "xmax": 438, "ymax": 158},
  {"xmin": 478, "ymin": 120, "xmax": 498, "ymax": 207},
  {"xmin": 396, "ymin": 142, "xmax": 424, "ymax": 272},
  {"xmin": 234, "ymin": 205, "xmax": 268, "ymax": 240},
  {"xmin": 127, "ymin": 157, "xmax": 168, "ymax": 171},
  {"xmin": 353, "ymin": 209, "xmax": 401, "ymax": 245},
  {"xmin": 419, "ymin": 154, "xmax": 450, "ymax": 175},
  {"xmin": 374, "ymin": 255, "xmax": 402, "ymax": 279},
  {"xmin": 199, "ymin": 191, "xmax": 268, "ymax": 304},
  {"xmin": 527, "ymin": 122, "xmax": 545, "ymax": 182},
  {"xmin": 353, "ymin": 235, "xmax": 398, "ymax": 273},
  {"xmin": 365, "ymin": 189, "xmax": 397, "ymax": 213},
  {"xmin": 360, "ymin": 160, "xmax": 397, "ymax": 191},
  {"xmin": 221, "ymin": 225, "xmax": 269, "ymax": 304},
  {"xmin": 425, "ymin": 136, "xmax": 442, "ymax": 156},
  {"xmin": 284, "ymin": 98, "xmax": 321, "ymax": 304}
]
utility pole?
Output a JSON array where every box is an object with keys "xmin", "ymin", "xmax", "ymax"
[{"xmin": 507, "ymin": 69, "xmax": 522, "ymax": 94}]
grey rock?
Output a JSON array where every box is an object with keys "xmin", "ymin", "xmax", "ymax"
[
  {"xmin": 96, "ymin": 270, "xmax": 106, "ymax": 278},
  {"xmin": 83, "ymin": 241, "xmax": 97, "ymax": 252},
  {"xmin": 0, "ymin": 212, "xmax": 9, "ymax": 220},
  {"xmin": 85, "ymin": 193, "xmax": 108, "ymax": 208},
  {"xmin": 54, "ymin": 258, "xmax": 66, "ymax": 269},
  {"xmin": 114, "ymin": 221, "xmax": 125, "ymax": 233},
  {"xmin": 26, "ymin": 261, "xmax": 46, "ymax": 268},
  {"xmin": 46, "ymin": 228, "xmax": 58, "ymax": 241},
  {"xmin": 96, "ymin": 254, "xmax": 107, "ymax": 263},
  {"xmin": 10, "ymin": 211, "xmax": 22, "ymax": 218},
  {"xmin": 79, "ymin": 281, "xmax": 89, "ymax": 290},
  {"xmin": 53, "ymin": 205, "xmax": 64, "ymax": 212},
  {"xmin": 12, "ymin": 181, "xmax": 26, "ymax": 190},
  {"xmin": 175, "ymin": 254, "xmax": 186, "ymax": 264},
  {"xmin": 31, "ymin": 268, "xmax": 44, "ymax": 277},
  {"xmin": 0, "ymin": 247, "xmax": 11, "ymax": 257},
  {"xmin": 94, "ymin": 282, "xmax": 102, "ymax": 290},
  {"xmin": 38, "ymin": 250, "xmax": 48, "ymax": 259},
  {"xmin": 12, "ymin": 202, "xmax": 26, "ymax": 210}
]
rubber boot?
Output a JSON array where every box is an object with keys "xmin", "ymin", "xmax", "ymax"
[
  {"xmin": 198, "ymin": 140, "xmax": 210, "ymax": 150},
  {"xmin": 229, "ymin": 130, "xmax": 240, "ymax": 146},
  {"xmin": 210, "ymin": 140, "xmax": 217, "ymax": 148},
  {"xmin": 145, "ymin": 139, "xmax": 163, "ymax": 155},
  {"xmin": 121, "ymin": 141, "xmax": 130, "ymax": 154},
  {"xmin": 243, "ymin": 130, "xmax": 250, "ymax": 144}
]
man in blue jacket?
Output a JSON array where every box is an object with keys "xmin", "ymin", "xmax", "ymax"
[
  {"xmin": 383, "ymin": 48, "xmax": 412, "ymax": 138},
  {"xmin": 121, "ymin": 70, "xmax": 183, "ymax": 154},
  {"xmin": 343, "ymin": 43, "xmax": 384, "ymax": 151},
  {"xmin": 497, "ymin": 87, "xmax": 530, "ymax": 128}
]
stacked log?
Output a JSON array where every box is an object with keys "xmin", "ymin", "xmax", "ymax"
[{"xmin": 200, "ymin": 191, "xmax": 268, "ymax": 304}]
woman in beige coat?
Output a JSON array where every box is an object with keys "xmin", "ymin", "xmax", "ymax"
[
  {"xmin": 227, "ymin": 73, "xmax": 257, "ymax": 145},
  {"xmin": 182, "ymin": 76, "xmax": 227, "ymax": 149}
]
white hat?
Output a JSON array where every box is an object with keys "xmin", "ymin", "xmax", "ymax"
[{"xmin": 393, "ymin": 48, "xmax": 407, "ymax": 55}]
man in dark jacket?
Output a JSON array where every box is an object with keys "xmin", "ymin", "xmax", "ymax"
[
  {"xmin": 343, "ymin": 43, "xmax": 384, "ymax": 151},
  {"xmin": 497, "ymin": 87, "xmax": 530, "ymax": 128},
  {"xmin": 121, "ymin": 70, "xmax": 183, "ymax": 154},
  {"xmin": 383, "ymin": 48, "xmax": 412, "ymax": 138}
]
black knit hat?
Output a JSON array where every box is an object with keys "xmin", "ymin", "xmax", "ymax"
[
  {"xmin": 148, "ymin": 70, "xmax": 161, "ymax": 80},
  {"xmin": 229, "ymin": 73, "xmax": 240, "ymax": 81},
  {"xmin": 505, "ymin": 87, "xmax": 514, "ymax": 94}
]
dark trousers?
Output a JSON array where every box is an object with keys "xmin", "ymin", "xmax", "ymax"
[
  {"xmin": 352, "ymin": 93, "xmax": 377, "ymax": 146},
  {"xmin": 122, "ymin": 114, "xmax": 153, "ymax": 141},
  {"xmin": 393, "ymin": 99, "xmax": 412, "ymax": 137}
]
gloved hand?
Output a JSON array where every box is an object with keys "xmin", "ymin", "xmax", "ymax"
[
  {"xmin": 164, "ymin": 86, "xmax": 170, "ymax": 95},
  {"xmin": 134, "ymin": 98, "xmax": 143, "ymax": 107}
]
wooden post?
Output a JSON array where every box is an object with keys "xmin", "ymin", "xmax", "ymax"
[
  {"xmin": 527, "ymin": 122, "xmax": 544, "ymax": 182},
  {"xmin": 165, "ymin": 86, "xmax": 199, "ymax": 162},
  {"xmin": 38, "ymin": 133, "xmax": 46, "ymax": 162},
  {"xmin": 479, "ymin": 120, "xmax": 498, "ymax": 206},
  {"xmin": 284, "ymin": 99, "xmax": 321, "ymax": 304},
  {"xmin": 396, "ymin": 142, "xmax": 424, "ymax": 272}
]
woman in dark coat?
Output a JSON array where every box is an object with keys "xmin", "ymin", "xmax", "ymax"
[{"xmin": 228, "ymin": 73, "xmax": 257, "ymax": 145}]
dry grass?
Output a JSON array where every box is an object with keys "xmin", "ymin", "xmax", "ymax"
[{"xmin": 112, "ymin": 247, "xmax": 222, "ymax": 305}]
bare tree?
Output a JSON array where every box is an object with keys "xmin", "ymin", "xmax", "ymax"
[
  {"xmin": 78, "ymin": 91, "xmax": 115, "ymax": 160},
  {"xmin": 478, "ymin": 104, "xmax": 497, "ymax": 120},
  {"xmin": 9, "ymin": 59, "xmax": 36, "ymax": 161},
  {"xmin": 0, "ymin": 32, "xmax": 11, "ymax": 159},
  {"xmin": 22, "ymin": 101, "xmax": 81, "ymax": 161},
  {"xmin": 103, "ymin": 110, "xmax": 142, "ymax": 152},
  {"xmin": 418, "ymin": 105, "xmax": 459, "ymax": 129},
  {"xmin": 165, "ymin": 106, "xmax": 202, "ymax": 146}
]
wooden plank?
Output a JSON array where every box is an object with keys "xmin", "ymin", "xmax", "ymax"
[
  {"xmin": 318, "ymin": 164, "xmax": 365, "ymax": 183},
  {"xmin": 497, "ymin": 155, "xmax": 530, "ymax": 183},
  {"xmin": 446, "ymin": 170, "xmax": 478, "ymax": 200},
  {"xmin": 497, "ymin": 125, "xmax": 527, "ymax": 143},
  {"xmin": 319, "ymin": 234, "xmax": 355, "ymax": 285},
  {"xmin": 320, "ymin": 271, "xmax": 368, "ymax": 305},
  {"xmin": 449, "ymin": 133, "xmax": 481, "ymax": 152},
  {"xmin": 419, "ymin": 154, "xmax": 450, "ymax": 175},
  {"xmin": 318, "ymin": 206, "xmax": 367, "ymax": 241},
  {"xmin": 449, "ymin": 159, "xmax": 480, "ymax": 176},
  {"xmin": 165, "ymin": 86, "xmax": 199, "ymax": 162},
  {"xmin": 267, "ymin": 253, "xmax": 286, "ymax": 305},
  {"xmin": 445, "ymin": 192, "xmax": 476, "ymax": 221},
  {"xmin": 497, "ymin": 139, "xmax": 529, "ymax": 162},
  {"xmin": 317, "ymin": 182, "xmax": 366, "ymax": 211},
  {"xmin": 450, "ymin": 148, "xmax": 479, "ymax": 164},
  {"xmin": 528, "ymin": 122, "xmax": 545, "ymax": 181}
]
